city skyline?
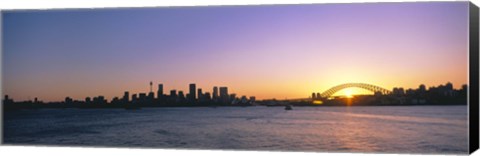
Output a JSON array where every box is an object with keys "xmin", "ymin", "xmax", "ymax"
[
  {"xmin": 3, "ymin": 81, "xmax": 466, "ymax": 106},
  {"xmin": 2, "ymin": 81, "xmax": 466, "ymax": 103},
  {"xmin": 3, "ymin": 2, "xmax": 469, "ymax": 101}
]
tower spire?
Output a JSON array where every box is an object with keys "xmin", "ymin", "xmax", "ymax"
[{"xmin": 150, "ymin": 81, "xmax": 153, "ymax": 92}]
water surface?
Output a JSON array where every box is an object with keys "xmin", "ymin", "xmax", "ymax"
[{"xmin": 3, "ymin": 106, "xmax": 468, "ymax": 154}]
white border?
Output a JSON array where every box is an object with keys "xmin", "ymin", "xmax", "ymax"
[{"xmin": 0, "ymin": 0, "xmax": 478, "ymax": 156}]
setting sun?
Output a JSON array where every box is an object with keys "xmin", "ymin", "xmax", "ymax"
[{"xmin": 344, "ymin": 89, "xmax": 354, "ymax": 98}]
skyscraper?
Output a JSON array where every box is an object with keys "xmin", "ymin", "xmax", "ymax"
[
  {"xmin": 189, "ymin": 83, "xmax": 196, "ymax": 101},
  {"xmin": 220, "ymin": 87, "xmax": 228, "ymax": 103},
  {"xmin": 149, "ymin": 81, "xmax": 153, "ymax": 93},
  {"xmin": 123, "ymin": 91, "xmax": 129, "ymax": 103},
  {"xmin": 132, "ymin": 94, "xmax": 137, "ymax": 103},
  {"xmin": 139, "ymin": 93, "xmax": 146, "ymax": 102},
  {"xmin": 170, "ymin": 90, "xmax": 177, "ymax": 97},
  {"xmin": 157, "ymin": 84, "xmax": 163, "ymax": 99},
  {"xmin": 213, "ymin": 86, "xmax": 219, "ymax": 100},
  {"xmin": 198, "ymin": 88, "xmax": 203, "ymax": 101},
  {"xmin": 170, "ymin": 90, "xmax": 177, "ymax": 103}
]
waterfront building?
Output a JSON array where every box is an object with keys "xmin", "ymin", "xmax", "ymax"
[
  {"xmin": 170, "ymin": 90, "xmax": 177, "ymax": 97},
  {"xmin": 139, "ymin": 93, "xmax": 146, "ymax": 101},
  {"xmin": 189, "ymin": 83, "xmax": 196, "ymax": 101},
  {"xmin": 148, "ymin": 92, "xmax": 154, "ymax": 100},
  {"xmin": 157, "ymin": 84, "xmax": 163, "ymax": 99},
  {"xmin": 204, "ymin": 92, "xmax": 211, "ymax": 100},
  {"xmin": 123, "ymin": 91, "xmax": 129, "ymax": 103},
  {"xmin": 249, "ymin": 96, "xmax": 256, "ymax": 103},
  {"xmin": 132, "ymin": 94, "xmax": 138, "ymax": 103},
  {"xmin": 179, "ymin": 91, "xmax": 185, "ymax": 100},
  {"xmin": 213, "ymin": 86, "xmax": 219, "ymax": 100},
  {"xmin": 220, "ymin": 87, "xmax": 228, "ymax": 100},
  {"xmin": 229, "ymin": 93, "xmax": 237, "ymax": 104},
  {"xmin": 240, "ymin": 96, "xmax": 248, "ymax": 104},
  {"xmin": 198, "ymin": 88, "xmax": 203, "ymax": 101}
]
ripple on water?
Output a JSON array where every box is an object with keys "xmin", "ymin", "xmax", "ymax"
[{"xmin": 3, "ymin": 106, "xmax": 468, "ymax": 154}]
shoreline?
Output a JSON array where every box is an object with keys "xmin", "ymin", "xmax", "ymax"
[{"xmin": 2, "ymin": 103, "xmax": 468, "ymax": 112}]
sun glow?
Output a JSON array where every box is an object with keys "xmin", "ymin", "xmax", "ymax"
[
  {"xmin": 344, "ymin": 89, "xmax": 354, "ymax": 98},
  {"xmin": 313, "ymin": 100, "xmax": 323, "ymax": 105}
]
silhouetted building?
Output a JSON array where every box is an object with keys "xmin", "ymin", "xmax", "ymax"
[
  {"xmin": 93, "ymin": 96, "xmax": 106, "ymax": 105},
  {"xmin": 220, "ymin": 87, "xmax": 229, "ymax": 103},
  {"xmin": 112, "ymin": 97, "xmax": 119, "ymax": 103},
  {"xmin": 445, "ymin": 82, "xmax": 453, "ymax": 90},
  {"xmin": 213, "ymin": 86, "xmax": 219, "ymax": 100},
  {"xmin": 139, "ymin": 93, "xmax": 147, "ymax": 104},
  {"xmin": 157, "ymin": 84, "xmax": 163, "ymax": 99},
  {"xmin": 229, "ymin": 94, "xmax": 236, "ymax": 104},
  {"xmin": 123, "ymin": 91, "xmax": 129, "ymax": 103},
  {"xmin": 148, "ymin": 92, "xmax": 154, "ymax": 100},
  {"xmin": 204, "ymin": 92, "xmax": 211, "ymax": 100},
  {"xmin": 3, "ymin": 82, "xmax": 468, "ymax": 110},
  {"xmin": 249, "ymin": 96, "xmax": 256, "ymax": 103},
  {"xmin": 198, "ymin": 88, "xmax": 203, "ymax": 101},
  {"xmin": 189, "ymin": 83, "xmax": 196, "ymax": 101},
  {"xmin": 392, "ymin": 87, "xmax": 405, "ymax": 96},
  {"xmin": 240, "ymin": 96, "xmax": 248, "ymax": 104},
  {"xmin": 179, "ymin": 91, "xmax": 185, "ymax": 100},
  {"xmin": 139, "ymin": 93, "xmax": 146, "ymax": 99},
  {"xmin": 220, "ymin": 87, "xmax": 228, "ymax": 98},
  {"xmin": 170, "ymin": 90, "xmax": 177, "ymax": 97},
  {"xmin": 149, "ymin": 81, "xmax": 153, "ymax": 93},
  {"xmin": 460, "ymin": 84, "xmax": 468, "ymax": 96},
  {"xmin": 132, "ymin": 94, "xmax": 138, "ymax": 103},
  {"xmin": 406, "ymin": 89, "xmax": 415, "ymax": 95},
  {"xmin": 461, "ymin": 84, "xmax": 468, "ymax": 91}
]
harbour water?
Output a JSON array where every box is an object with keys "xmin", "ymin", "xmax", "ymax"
[{"xmin": 3, "ymin": 106, "xmax": 468, "ymax": 154}]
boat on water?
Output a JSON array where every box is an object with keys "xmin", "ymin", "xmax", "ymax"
[{"xmin": 285, "ymin": 105, "xmax": 293, "ymax": 110}]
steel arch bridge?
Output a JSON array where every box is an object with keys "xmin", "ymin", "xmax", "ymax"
[{"xmin": 320, "ymin": 83, "xmax": 391, "ymax": 98}]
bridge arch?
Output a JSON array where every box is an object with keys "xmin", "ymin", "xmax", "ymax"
[{"xmin": 320, "ymin": 83, "xmax": 391, "ymax": 98}]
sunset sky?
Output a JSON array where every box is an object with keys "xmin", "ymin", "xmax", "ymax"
[{"xmin": 2, "ymin": 2, "xmax": 469, "ymax": 102}]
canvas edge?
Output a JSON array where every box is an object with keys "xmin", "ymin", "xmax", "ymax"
[{"xmin": 469, "ymin": 1, "xmax": 479, "ymax": 154}]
